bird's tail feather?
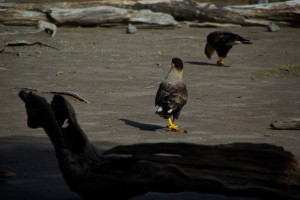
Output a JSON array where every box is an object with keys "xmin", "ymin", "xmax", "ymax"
[{"xmin": 238, "ymin": 36, "xmax": 252, "ymax": 44}]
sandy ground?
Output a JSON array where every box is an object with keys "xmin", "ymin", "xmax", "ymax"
[{"xmin": 0, "ymin": 24, "xmax": 300, "ymax": 199}]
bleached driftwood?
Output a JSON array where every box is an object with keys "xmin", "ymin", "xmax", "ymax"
[
  {"xmin": 49, "ymin": 6, "xmax": 129, "ymax": 26},
  {"xmin": 0, "ymin": 0, "xmax": 299, "ymax": 26},
  {"xmin": 49, "ymin": 6, "xmax": 178, "ymax": 26},
  {"xmin": 0, "ymin": 9, "xmax": 47, "ymax": 26},
  {"xmin": 186, "ymin": 21, "xmax": 242, "ymax": 28},
  {"xmin": 128, "ymin": 9, "xmax": 178, "ymax": 26},
  {"xmin": 0, "ymin": 2, "xmax": 179, "ymax": 27},
  {"xmin": 225, "ymin": 1, "xmax": 300, "ymax": 26},
  {"xmin": 19, "ymin": 90, "xmax": 300, "ymax": 200},
  {"xmin": 0, "ymin": 20, "xmax": 56, "ymax": 36}
]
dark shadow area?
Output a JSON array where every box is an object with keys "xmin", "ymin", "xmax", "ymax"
[
  {"xmin": 0, "ymin": 135, "xmax": 263, "ymax": 200},
  {"xmin": 185, "ymin": 61, "xmax": 231, "ymax": 67},
  {"xmin": 185, "ymin": 61, "xmax": 216, "ymax": 66},
  {"xmin": 132, "ymin": 192, "xmax": 259, "ymax": 200},
  {"xmin": 119, "ymin": 118, "xmax": 164, "ymax": 132},
  {"xmin": 0, "ymin": 136, "xmax": 80, "ymax": 200}
]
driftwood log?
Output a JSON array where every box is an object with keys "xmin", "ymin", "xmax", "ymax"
[
  {"xmin": 0, "ymin": 2, "xmax": 179, "ymax": 27},
  {"xmin": 1, "ymin": 0, "xmax": 300, "ymax": 26},
  {"xmin": 270, "ymin": 118, "xmax": 300, "ymax": 130},
  {"xmin": 49, "ymin": 6, "xmax": 178, "ymax": 26},
  {"xmin": 19, "ymin": 90, "xmax": 300, "ymax": 200}
]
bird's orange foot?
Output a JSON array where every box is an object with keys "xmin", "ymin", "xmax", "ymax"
[
  {"xmin": 216, "ymin": 60, "xmax": 225, "ymax": 66},
  {"xmin": 168, "ymin": 124, "xmax": 180, "ymax": 132}
]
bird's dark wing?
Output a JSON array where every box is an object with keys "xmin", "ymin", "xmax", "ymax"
[
  {"xmin": 224, "ymin": 32, "xmax": 251, "ymax": 44},
  {"xmin": 155, "ymin": 81, "xmax": 187, "ymax": 117},
  {"xmin": 173, "ymin": 82, "xmax": 188, "ymax": 109},
  {"xmin": 208, "ymin": 31, "xmax": 251, "ymax": 46},
  {"xmin": 220, "ymin": 32, "xmax": 241, "ymax": 45},
  {"xmin": 207, "ymin": 31, "xmax": 249, "ymax": 57},
  {"xmin": 207, "ymin": 31, "xmax": 223, "ymax": 46}
]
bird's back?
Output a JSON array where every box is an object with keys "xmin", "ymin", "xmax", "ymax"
[
  {"xmin": 207, "ymin": 31, "xmax": 251, "ymax": 46},
  {"xmin": 155, "ymin": 81, "xmax": 187, "ymax": 119}
]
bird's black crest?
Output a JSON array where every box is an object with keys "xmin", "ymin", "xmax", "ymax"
[{"xmin": 172, "ymin": 58, "xmax": 184, "ymax": 70}]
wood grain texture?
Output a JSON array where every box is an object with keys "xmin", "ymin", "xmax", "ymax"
[{"xmin": 19, "ymin": 90, "xmax": 300, "ymax": 200}]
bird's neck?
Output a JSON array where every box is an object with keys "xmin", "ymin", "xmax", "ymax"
[{"xmin": 165, "ymin": 68, "xmax": 183, "ymax": 84}]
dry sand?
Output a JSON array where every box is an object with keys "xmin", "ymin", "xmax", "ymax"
[{"xmin": 0, "ymin": 24, "xmax": 300, "ymax": 199}]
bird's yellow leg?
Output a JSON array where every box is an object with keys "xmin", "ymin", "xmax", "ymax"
[
  {"xmin": 167, "ymin": 118, "xmax": 180, "ymax": 132},
  {"xmin": 217, "ymin": 57, "xmax": 225, "ymax": 66}
]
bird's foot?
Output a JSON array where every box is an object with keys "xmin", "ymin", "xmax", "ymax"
[
  {"xmin": 168, "ymin": 124, "xmax": 180, "ymax": 132},
  {"xmin": 216, "ymin": 60, "xmax": 225, "ymax": 66}
]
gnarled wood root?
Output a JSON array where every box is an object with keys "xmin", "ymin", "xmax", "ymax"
[{"xmin": 19, "ymin": 90, "xmax": 300, "ymax": 200}]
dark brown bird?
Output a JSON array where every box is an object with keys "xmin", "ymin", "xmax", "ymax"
[
  {"xmin": 155, "ymin": 58, "xmax": 188, "ymax": 132},
  {"xmin": 205, "ymin": 31, "xmax": 252, "ymax": 66}
]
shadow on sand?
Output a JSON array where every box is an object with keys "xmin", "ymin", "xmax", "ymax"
[
  {"xmin": 119, "ymin": 118, "xmax": 164, "ymax": 132},
  {"xmin": 185, "ymin": 61, "xmax": 216, "ymax": 66},
  {"xmin": 185, "ymin": 61, "xmax": 231, "ymax": 67}
]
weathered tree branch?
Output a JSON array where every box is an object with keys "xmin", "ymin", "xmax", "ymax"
[
  {"xmin": 0, "ymin": 9, "xmax": 47, "ymax": 26},
  {"xmin": 17, "ymin": 87, "xmax": 89, "ymax": 103},
  {"xmin": 270, "ymin": 118, "xmax": 300, "ymax": 130},
  {"xmin": 19, "ymin": 90, "xmax": 300, "ymax": 200},
  {"xmin": 5, "ymin": 40, "xmax": 59, "ymax": 50}
]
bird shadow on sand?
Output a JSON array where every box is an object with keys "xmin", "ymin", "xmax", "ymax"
[
  {"xmin": 119, "ymin": 118, "xmax": 165, "ymax": 132},
  {"xmin": 185, "ymin": 61, "xmax": 231, "ymax": 67},
  {"xmin": 185, "ymin": 61, "xmax": 216, "ymax": 66}
]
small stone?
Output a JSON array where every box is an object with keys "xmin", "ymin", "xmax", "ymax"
[
  {"xmin": 266, "ymin": 22, "xmax": 280, "ymax": 32},
  {"xmin": 156, "ymin": 63, "xmax": 162, "ymax": 67},
  {"xmin": 126, "ymin": 23, "xmax": 137, "ymax": 34}
]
